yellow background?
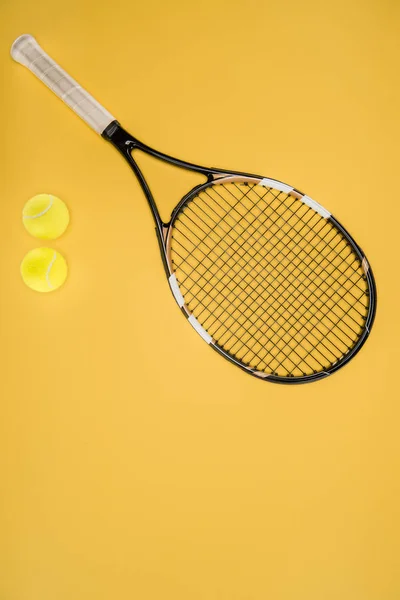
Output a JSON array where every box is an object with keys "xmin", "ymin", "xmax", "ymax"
[{"xmin": 1, "ymin": 0, "xmax": 399, "ymax": 598}]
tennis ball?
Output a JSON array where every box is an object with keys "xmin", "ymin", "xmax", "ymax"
[
  {"xmin": 20, "ymin": 247, "xmax": 68, "ymax": 293},
  {"xmin": 23, "ymin": 193, "xmax": 70, "ymax": 240}
]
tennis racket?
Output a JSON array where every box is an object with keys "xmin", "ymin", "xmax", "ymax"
[{"xmin": 11, "ymin": 34, "xmax": 376, "ymax": 384}]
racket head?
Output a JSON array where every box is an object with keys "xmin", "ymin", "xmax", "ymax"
[{"xmin": 164, "ymin": 175, "xmax": 376, "ymax": 384}]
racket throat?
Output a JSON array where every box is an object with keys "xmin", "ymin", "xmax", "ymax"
[{"xmin": 102, "ymin": 121, "xmax": 165, "ymax": 234}]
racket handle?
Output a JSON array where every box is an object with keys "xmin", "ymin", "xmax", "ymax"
[{"xmin": 11, "ymin": 34, "xmax": 115, "ymax": 135}]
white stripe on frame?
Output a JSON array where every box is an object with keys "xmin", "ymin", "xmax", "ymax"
[
  {"xmin": 188, "ymin": 315, "xmax": 213, "ymax": 344},
  {"xmin": 169, "ymin": 274, "xmax": 185, "ymax": 308},
  {"xmin": 301, "ymin": 195, "xmax": 331, "ymax": 218},
  {"xmin": 259, "ymin": 178, "xmax": 293, "ymax": 194}
]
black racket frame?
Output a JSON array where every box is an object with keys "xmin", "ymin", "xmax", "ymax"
[{"xmin": 103, "ymin": 121, "xmax": 377, "ymax": 384}]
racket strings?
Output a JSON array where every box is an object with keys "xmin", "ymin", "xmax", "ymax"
[
  {"xmin": 172, "ymin": 234, "xmax": 347, "ymax": 375},
  {"xmin": 172, "ymin": 186, "xmax": 366, "ymax": 376},
  {"xmin": 212, "ymin": 185, "xmax": 364, "ymax": 306},
  {"xmin": 180, "ymin": 186, "xmax": 363, "ymax": 317},
  {"xmin": 172, "ymin": 218, "xmax": 353, "ymax": 366},
  {"xmin": 185, "ymin": 189, "xmax": 366, "ymax": 331},
  {"xmin": 170, "ymin": 182, "xmax": 370, "ymax": 377},
  {"xmin": 175, "ymin": 189, "xmax": 366, "ymax": 376},
  {"xmin": 181, "ymin": 188, "xmax": 365, "ymax": 329}
]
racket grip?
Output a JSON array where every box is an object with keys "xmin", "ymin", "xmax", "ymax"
[{"xmin": 11, "ymin": 34, "xmax": 115, "ymax": 135}]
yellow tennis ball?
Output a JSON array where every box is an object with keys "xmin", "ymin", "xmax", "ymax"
[
  {"xmin": 20, "ymin": 248, "xmax": 68, "ymax": 293},
  {"xmin": 22, "ymin": 193, "xmax": 70, "ymax": 240}
]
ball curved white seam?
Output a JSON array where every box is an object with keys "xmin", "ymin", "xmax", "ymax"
[
  {"xmin": 45, "ymin": 251, "xmax": 57, "ymax": 289},
  {"xmin": 23, "ymin": 195, "xmax": 54, "ymax": 219}
]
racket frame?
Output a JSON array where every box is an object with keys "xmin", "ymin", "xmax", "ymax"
[{"xmin": 103, "ymin": 121, "xmax": 377, "ymax": 384}]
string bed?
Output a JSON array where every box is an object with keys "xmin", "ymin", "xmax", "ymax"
[{"xmin": 170, "ymin": 182, "xmax": 370, "ymax": 378}]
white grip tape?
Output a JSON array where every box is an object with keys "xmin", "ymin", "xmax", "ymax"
[{"xmin": 11, "ymin": 35, "xmax": 115, "ymax": 135}]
